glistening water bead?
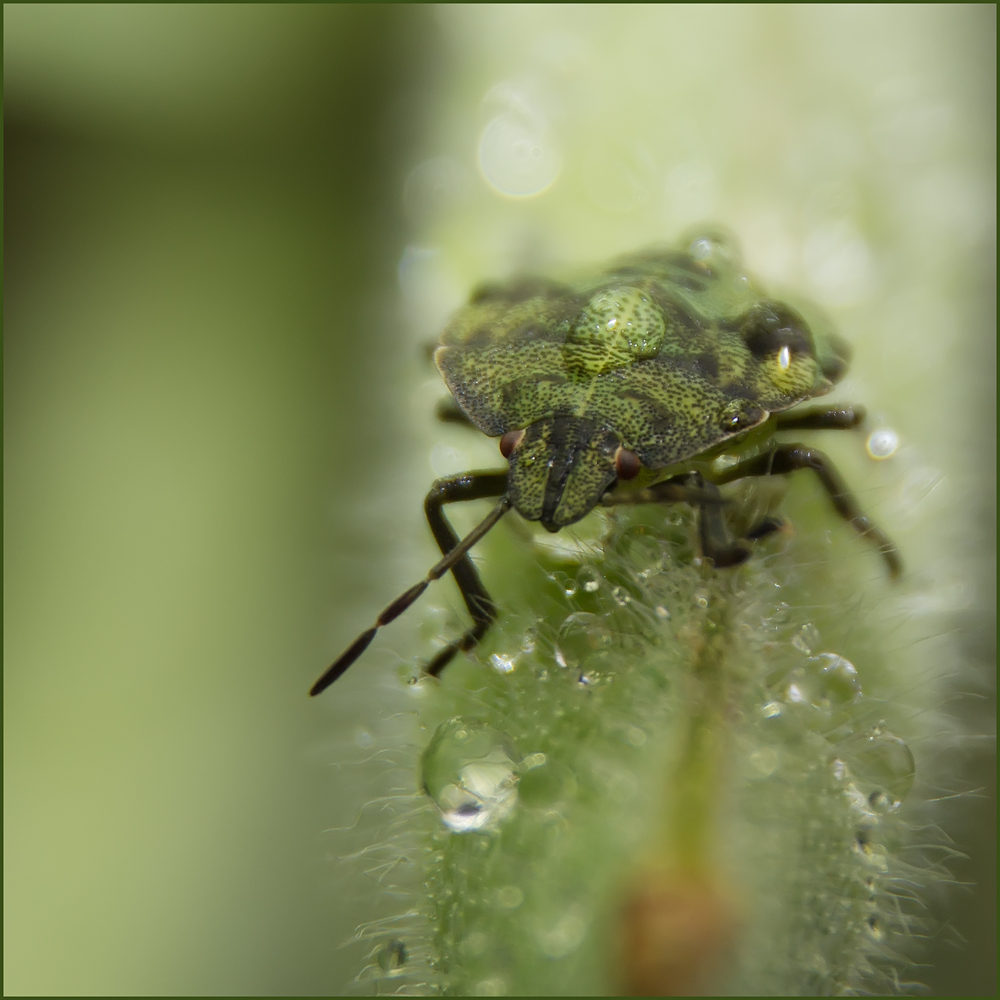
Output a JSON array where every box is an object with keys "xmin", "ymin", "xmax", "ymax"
[{"xmin": 420, "ymin": 718, "xmax": 520, "ymax": 832}]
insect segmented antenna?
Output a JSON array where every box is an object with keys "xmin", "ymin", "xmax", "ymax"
[{"xmin": 310, "ymin": 497, "xmax": 511, "ymax": 696}]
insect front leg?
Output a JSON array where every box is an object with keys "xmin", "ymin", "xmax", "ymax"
[
  {"xmin": 713, "ymin": 444, "xmax": 902, "ymax": 578},
  {"xmin": 424, "ymin": 470, "xmax": 509, "ymax": 677}
]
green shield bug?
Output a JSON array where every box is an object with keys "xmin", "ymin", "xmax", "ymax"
[{"xmin": 310, "ymin": 229, "xmax": 900, "ymax": 696}]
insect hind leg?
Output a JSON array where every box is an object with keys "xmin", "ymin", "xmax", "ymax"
[{"xmin": 423, "ymin": 470, "xmax": 509, "ymax": 676}]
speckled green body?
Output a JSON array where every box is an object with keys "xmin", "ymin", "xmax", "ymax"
[{"xmin": 435, "ymin": 231, "xmax": 850, "ymax": 529}]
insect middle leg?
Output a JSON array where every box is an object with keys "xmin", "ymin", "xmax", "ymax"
[
  {"xmin": 424, "ymin": 470, "xmax": 509, "ymax": 677},
  {"xmin": 712, "ymin": 443, "xmax": 902, "ymax": 578}
]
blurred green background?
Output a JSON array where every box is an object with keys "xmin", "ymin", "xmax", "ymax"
[{"xmin": 4, "ymin": 5, "xmax": 994, "ymax": 995}]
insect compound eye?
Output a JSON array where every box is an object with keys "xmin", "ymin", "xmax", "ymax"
[
  {"xmin": 499, "ymin": 429, "xmax": 526, "ymax": 458},
  {"xmin": 739, "ymin": 302, "xmax": 814, "ymax": 364},
  {"xmin": 614, "ymin": 447, "xmax": 642, "ymax": 481}
]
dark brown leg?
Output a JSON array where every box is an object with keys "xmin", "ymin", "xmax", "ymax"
[
  {"xmin": 423, "ymin": 471, "xmax": 509, "ymax": 676},
  {"xmin": 713, "ymin": 443, "xmax": 901, "ymax": 578},
  {"xmin": 309, "ymin": 473, "xmax": 509, "ymax": 696}
]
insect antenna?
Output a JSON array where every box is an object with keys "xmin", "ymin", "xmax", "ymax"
[{"xmin": 310, "ymin": 497, "xmax": 511, "ymax": 696}]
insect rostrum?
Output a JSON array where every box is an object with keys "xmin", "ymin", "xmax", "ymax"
[{"xmin": 310, "ymin": 230, "xmax": 899, "ymax": 697}]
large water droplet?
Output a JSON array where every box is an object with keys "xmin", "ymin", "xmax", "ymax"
[
  {"xmin": 624, "ymin": 531, "xmax": 667, "ymax": 578},
  {"xmin": 554, "ymin": 612, "xmax": 613, "ymax": 670},
  {"xmin": 839, "ymin": 726, "xmax": 915, "ymax": 805},
  {"xmin": 421, "ymin": 718, "xmax": 519, "ymax": 832},
  {"xmin": 783, "ymin": 653, "xmax": 862, "ymax": 710},
  {"xmin": 486, "ymin": 626, "xmax": 536, "ymax": 674},
  {"xmin": 866, "ymin": 427, "xmax": 899, "ymax": 460},
  {"xmin": 478, "ymin": 97, "xmax": 559, "ymax": 198},
  {"xmin": 577, "ymin": 566, "xmax": 602, "ymax": 593}
]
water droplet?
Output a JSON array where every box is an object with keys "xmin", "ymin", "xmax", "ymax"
[
  {"xmin": 839, "ymin": 726, "xmax": 915, "ymax": 804},
  {"xmin": 624, "ymin": 532, "xmax": 667, "ymax": 577},
  {"xmin": 654, "ymin": 605, "xmax": 671, "ymax": 620},
  {"xmin": 782, "ymin": 653, "xmax": 862, "ymax": 710},
  {"xmin": 868, "ymin": 790, "xmax": 897, "ymax": 814},
  {"xmin": 497, "ymin": 885, "xmax": 524, "ymax": 909},
  {"xmin": 421, "ymin": 718, "xmax": 519, "ymax": 832},
  {"xmin": 577, "ymin": 566, "xmax": 602, "ymax": 593},
  {"xmin": 694, "ymin": 589, "xmax": 709, "ymax": 608},
  {"xmin": 554, "ymin": 612, "xmax": 613, "ymax": 670},
  {"xmin": 761, "ymin": 701, "xmax": 783, "ymax": 719},
  {"xmin": 478, "ymin": 108, "xmax": 560, "ymax": 198},
  {"xmin": 563, "ymin": 578, "xmax": 579, "ymax": 597},
  {"xmin": 866, "ymin": 428, "xmax": 899, "ymax": 460},
  {"xmin": 491, "ymin": 653, "xmax": 516, "ymax": 674},
  {"xmin": 376, "ymin": 939, "xmax": 407, "ymax": 975},
  {"xmin": 626, "ymin": 727, "xmax": 647, "ymax": 747},
  {"xmin": 486, "ymin": 626, "xmax": 536, "ymax": 674},
  {"xmin": 611, "ymin": 585, "xmax": 631, "ymax": 606},
  {"xmin": 791, "ymin": 623, "xmax": 821, "ymax": 654}
]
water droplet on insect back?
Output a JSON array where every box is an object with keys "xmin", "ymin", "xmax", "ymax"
[{"xmin": 421, "ymin": 718, "xmax": 519, "ymax": 832}]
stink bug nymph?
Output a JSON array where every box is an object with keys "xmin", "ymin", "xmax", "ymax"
[{"xmin": 310, "ymin": 230, "xmax": 900, "ymax": 696}]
